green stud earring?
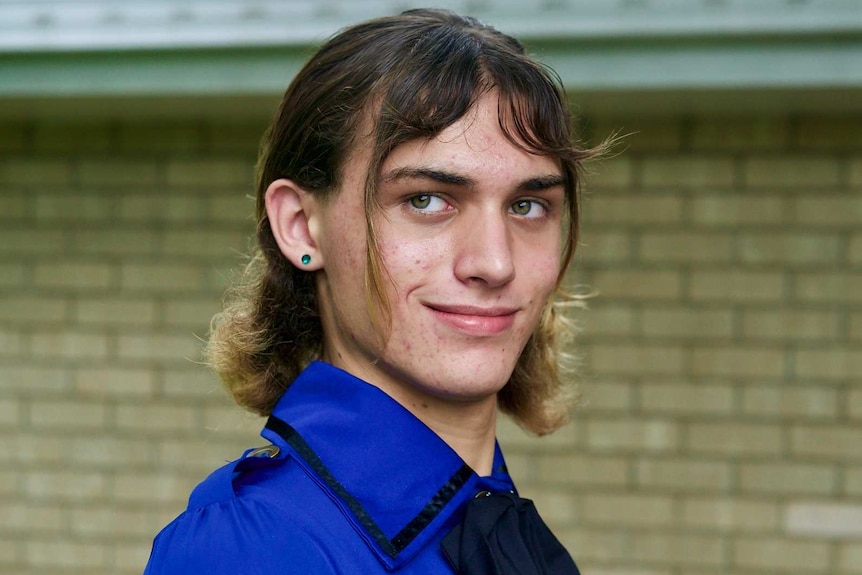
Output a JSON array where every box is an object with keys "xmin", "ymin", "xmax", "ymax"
[{"xmin": 301, "ymin": 254, "xmax": 311, "ymax": 265}]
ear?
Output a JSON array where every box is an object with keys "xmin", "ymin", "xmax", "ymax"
[{"xmin": 264, "ymin": 178, "xmax": 324, "ymax": 270}]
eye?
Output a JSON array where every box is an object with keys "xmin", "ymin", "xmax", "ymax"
[
  {"xmin": 511, "ymin": 199, "xmax": 545, "ymax": 218},
  {"xmin": 408, "ymin": 194, "xmax": 449, "ymax": 212}
]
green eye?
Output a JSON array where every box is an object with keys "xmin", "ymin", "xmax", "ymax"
[
  {"xmin": 410, "ymin": 195, "xmax": 432, "ymax": 209},
  {"xmin": 512, "ymin": 200, "xmax": 533, "ymax": 215}
]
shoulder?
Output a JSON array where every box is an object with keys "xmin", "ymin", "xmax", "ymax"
[{"xmin": 144, "ymin": 446, "xmax": 340, "ymax": 574}]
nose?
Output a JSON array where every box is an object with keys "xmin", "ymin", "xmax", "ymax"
[{"xmin": 453, "ymin": 209, "xmax": 516, "ymax": 288}]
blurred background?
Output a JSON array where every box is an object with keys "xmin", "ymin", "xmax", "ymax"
[{"xmin": 1, "ymin": 0, "xmax": 861, "ymax": 574}]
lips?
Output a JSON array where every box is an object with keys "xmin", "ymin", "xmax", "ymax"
[{"xmin": 424, "ymin": 303, "xmax": 518, "ymax": 336}]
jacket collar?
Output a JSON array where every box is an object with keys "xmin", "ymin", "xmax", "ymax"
[{"xmin": 261, "ymin": 361, "xmax": 515, "ymax": 569}]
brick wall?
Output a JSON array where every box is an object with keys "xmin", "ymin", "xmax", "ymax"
[{"xmin": 0, "ymin": 115, "xmax": 860, "ymax": 574}]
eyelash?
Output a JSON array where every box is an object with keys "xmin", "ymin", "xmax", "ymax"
[{"xmin": 404, "ymin": 194, "xmax": 551, "ymax": 220}]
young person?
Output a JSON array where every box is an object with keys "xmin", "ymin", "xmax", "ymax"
[{"xmin": 144, "ymin": 8, "xmax": 599, "ymax": 574}]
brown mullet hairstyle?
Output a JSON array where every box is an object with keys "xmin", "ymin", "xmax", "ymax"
[{"xmin": 206, "ymin": 8, "xmax": 604, "ymax": 436}]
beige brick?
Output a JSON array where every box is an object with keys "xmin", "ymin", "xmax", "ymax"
[
  {"xmin": 162, "ymin": 229, "xmax": 249, "ymax": 258},
  {"xmin": 33, "ymin": 122, "xmax": 111, "ymax": 152},
  {"xmin": 742, "ymin": 386, "xmax": 838, "ymax": 419},
  {"xmin": 69, "ymin": 436, "xmax": 152, "ymax": 467},
  {"xmin": 34, "ymin": 262, "xmax": 113, "ymax": 290},
  {"xmin": 632, "ymin": 532, "xmax": 724, "ymax": 567},
  {"xmin": 792, "ymin": 425, "xmax": 862, "ymax": 459},
  {"xmin": 852, "ymin": 235, "xmax": 862, "ymax": 265},
  {"xmin": 682, "ymin": 497, "xmax": 779, "ymax": 532},
  {"xmin": 120, "ymin": 263, "xmax": 206, "ymax": 292},
  {"xmin": 0, "ymin": 328, "xmax": 22, "ymax": 356},
  {"xmin": 25, "ymin": 540, "xmax": 108, "ymax": 568},
  {"xmin": 851, "ymin": 390, "xmax": 862, "ymax": 420},
  {"xmin": 581, "ymin": 304, "xmax": 636, "ymax": 337},
  {"xmin": 642, "ymin": 156, "xmax": 735, "ymax": 188},
  {"xmin": 536, "ymin": 454, "xmax": 628, "ymax": 487},
  {"xmin": 740, "ymin": 232, "xmax": 842, "ymax": 266},
  {"xmin": 640, "ymin": 232, "xmax": 734, "ymax": 263},
  {"xmin": 583, "ymin": 195, "xmax": 683, "ymax": 224},
  {"xmin": 636, "ymin": 458, "xmax": 730, "ymax": 491},
  {"xmin": 690, "ymin": 270, "xmax": 784, "ymax": 302},
  {"xmin": 742, "ymin": 310, "xmax": 840, "ymax": 342},
  {"xmin": 740, "ymin": 462, "xmax": 836, "ymax": 495},
  {"xmin": 71, "ymin": 506, "xmax": 156, "ymax": 537},
  {"xmin": 203, "ymin": 404, "xmax": 264, "ymax": 436},
  {"xmin": 35, "ymin": 194, "xmax": 112, "ymax": 221},
  {"xmin": 0, "ymin": 121, "xmax": 29, "ymax": 152},
  {"xmin": 641, "ymin": 308, "xmax": 733, "ymax": 339},
  {"xmin": 0, "ymin": 229, "xmax": 66, "ymax": 255},
  {"xmin": 734, "ymin": 537, "xmax": 831, "ymax": 571},
  {"xmin": 76, "ymin": 297, "xmax": 157, "ymax": 326},
  {"xmin": 118, "ymin": 121, "xmax": 204, "ymax": 153},
  {"xmin": 586, "ymin": 569, "xmax": 671, "ymax": 575},
  {"xmin": 30, "ymin": 330, "xmax": 109, "ymax": 359},
  {"xmin": 587, "ymin": 418, "xmax": 679, "ymax": 452},
  {"xmin": 847, "ymin": 467, "xmax": 862, "ymax": 496},
  {"xmin": 691, "ymin": 195, "xmax": 784, "ymax": 226},
  {"xmin": 0, "ymin": 158, "xmax": 72, "ymax": 185},
  {"xmin": 0, "ymin": 365, "xmax": 69, "ymax": 393},
  {"xmin": 166, "ymin": 159, "xmax": 252, "ymax": 187},
  {"xmin": 530, "ymin": 489, "xmax": 578, "ymax": 524},
  {"xmin": 0, "ymin": 399, "xmax": 21, "ymax": 427},
  {"xmin": 796, "ymin": 348, "xmax": 862, "ymax": 380},
  {"xmin": 0, "ymin": 296, "xmax": 66, "ymax": 323},
  {"xmin": 840, "ymin": 543, "xmax": 862, "ymax": 573},
  {"xmin": 796, "ymin": 273, "xmax": 862, "ymax": 304},
  {"xmin": 78, "ymin": 159, "xmax": 161, "ymax": 186},
  {"xmin": 796, "ymin": 117, "xmax": 862, "ymax": 149},
  {"xmin": 641, "ymin": 382, "xmax": 734, "ymax": 416},
  {"xmin": 581, "ymin": 379, "xmax": 634, "ymax": 412},
  {"xmin": 577, "ymin": 230, "xmax": 633, "ymax": 263},
  {"xmin": 116, "ymin": 541, "xmax": 159, "ymax": 572},
  {"xmin": 211, "ymin": 193, "xmax": 256, "ymax": 223},
  {"xmin": 0, "ymin": 470, "xmax": 16, "ymax": 495},
  {"xmin": 24, "ymin": 471, "xmax": 106, "ymax": 500},
  {"xmin": 595, "ymin": 117, "xmax": 683, "ymax": 152},
  {"xmin": 210, "ymin": 120, "xmax": 268, "ymax": 152},
  {"xmin": 498, "ymin": 415, "xmax": 580, "ymax": 450},
  {"xmin": 0, "ymin": 262, "xmax": 26, "ymax": 287},
  {"xmin": 744, "ymin": 157, "xmax": 841, "ymax": 188},
  {"xmin": 114, "ymin": 472, "xmax": 197, "ymax": 504},
  {"xmin": 73, "ymin": 229, "xmax": 159, "ymax": 256},
  {"xmin": 116, "ymin": 403, "xmax": 197, "ymax": 433},
  {"xmin": 590, "ymin": 344, "xmax": 685, "ymax": 375},
  {"xmin": 785, "ymin": 502, "xmax": 862, "ymax": 538},
  {"xmin": 852, "ymin": 157, "xmax": 862, "ymax": 187},
  {"xmin": 30, "ymin": 400, "xmax": 107, "ymax": 430},
  {"xmin": 585, "ymin": 155, "xmax": 635, "ymax": 188},
  {"xmin": 591, "ymin": 270, "xmax": 682, "ymax": 300},
  {"xmin": 0, "ymin": 434, "xmax": 64, "ymax": 464},
  {"xmin": 74, "ymin": 367, "xmax": 155, "ymax": 397},
  {"xmin": 0, "ymin": 192, "xmax": 27, "ymax": 220},
  {"xmin": 851, "ymin": 314, "xmax": 862, "ymax": 341},
  {"xmin": 119, "ymin": 193, "xmax": 208, "ymax": 223},
  {"xmin": 794, "ymin": 196, "xmax": 862, "ymax": 226},
  {"xmin": 692, "ymin": 117, "xmax": 789, "ymax": 150},
  {"xmin": 582, "ymin": 494, "xmax": 673, "ymax": 527},
  {"xmin": 555, "ymin": 527, "xmax": 627, "ymax": 562},
  {"xmin": 162, "ymin": 366, "xmax": 223, "ymax": 398},
  {"xmin": 117, "ymin": 333, "xmax": 203, "ymax": 362},
  {"xmin": 0, "ymin": 502, "xmax": 64, "ymax": 533},
  {"xmin": 688, "ymin": 422, "xmax": 782, "ymax": 456},
  {"xmin": 158, "ymin": 438, "xmax": 250, "ymax": 470},
  {"xmin": 692, "ymin": 347, "xmax": 784, "ymax": 378}
]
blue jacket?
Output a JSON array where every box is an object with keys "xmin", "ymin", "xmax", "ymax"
[{"xmin": 143, "ymin": 361, "xmax": 520, "ymax": 574}]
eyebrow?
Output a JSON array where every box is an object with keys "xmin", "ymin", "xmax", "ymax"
[{"xmin": 382, "ymin": 166, "xmax": 565, "ymax": 193}]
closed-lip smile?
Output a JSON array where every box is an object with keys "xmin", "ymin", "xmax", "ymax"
[{"xmin": 424, "ymin": 303, "xmax": 519, "ymax": 335}]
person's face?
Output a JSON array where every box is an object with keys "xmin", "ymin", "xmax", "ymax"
[{"xmin": 314, "ymin": 93, "xmax": 564, "ymax": 410}]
